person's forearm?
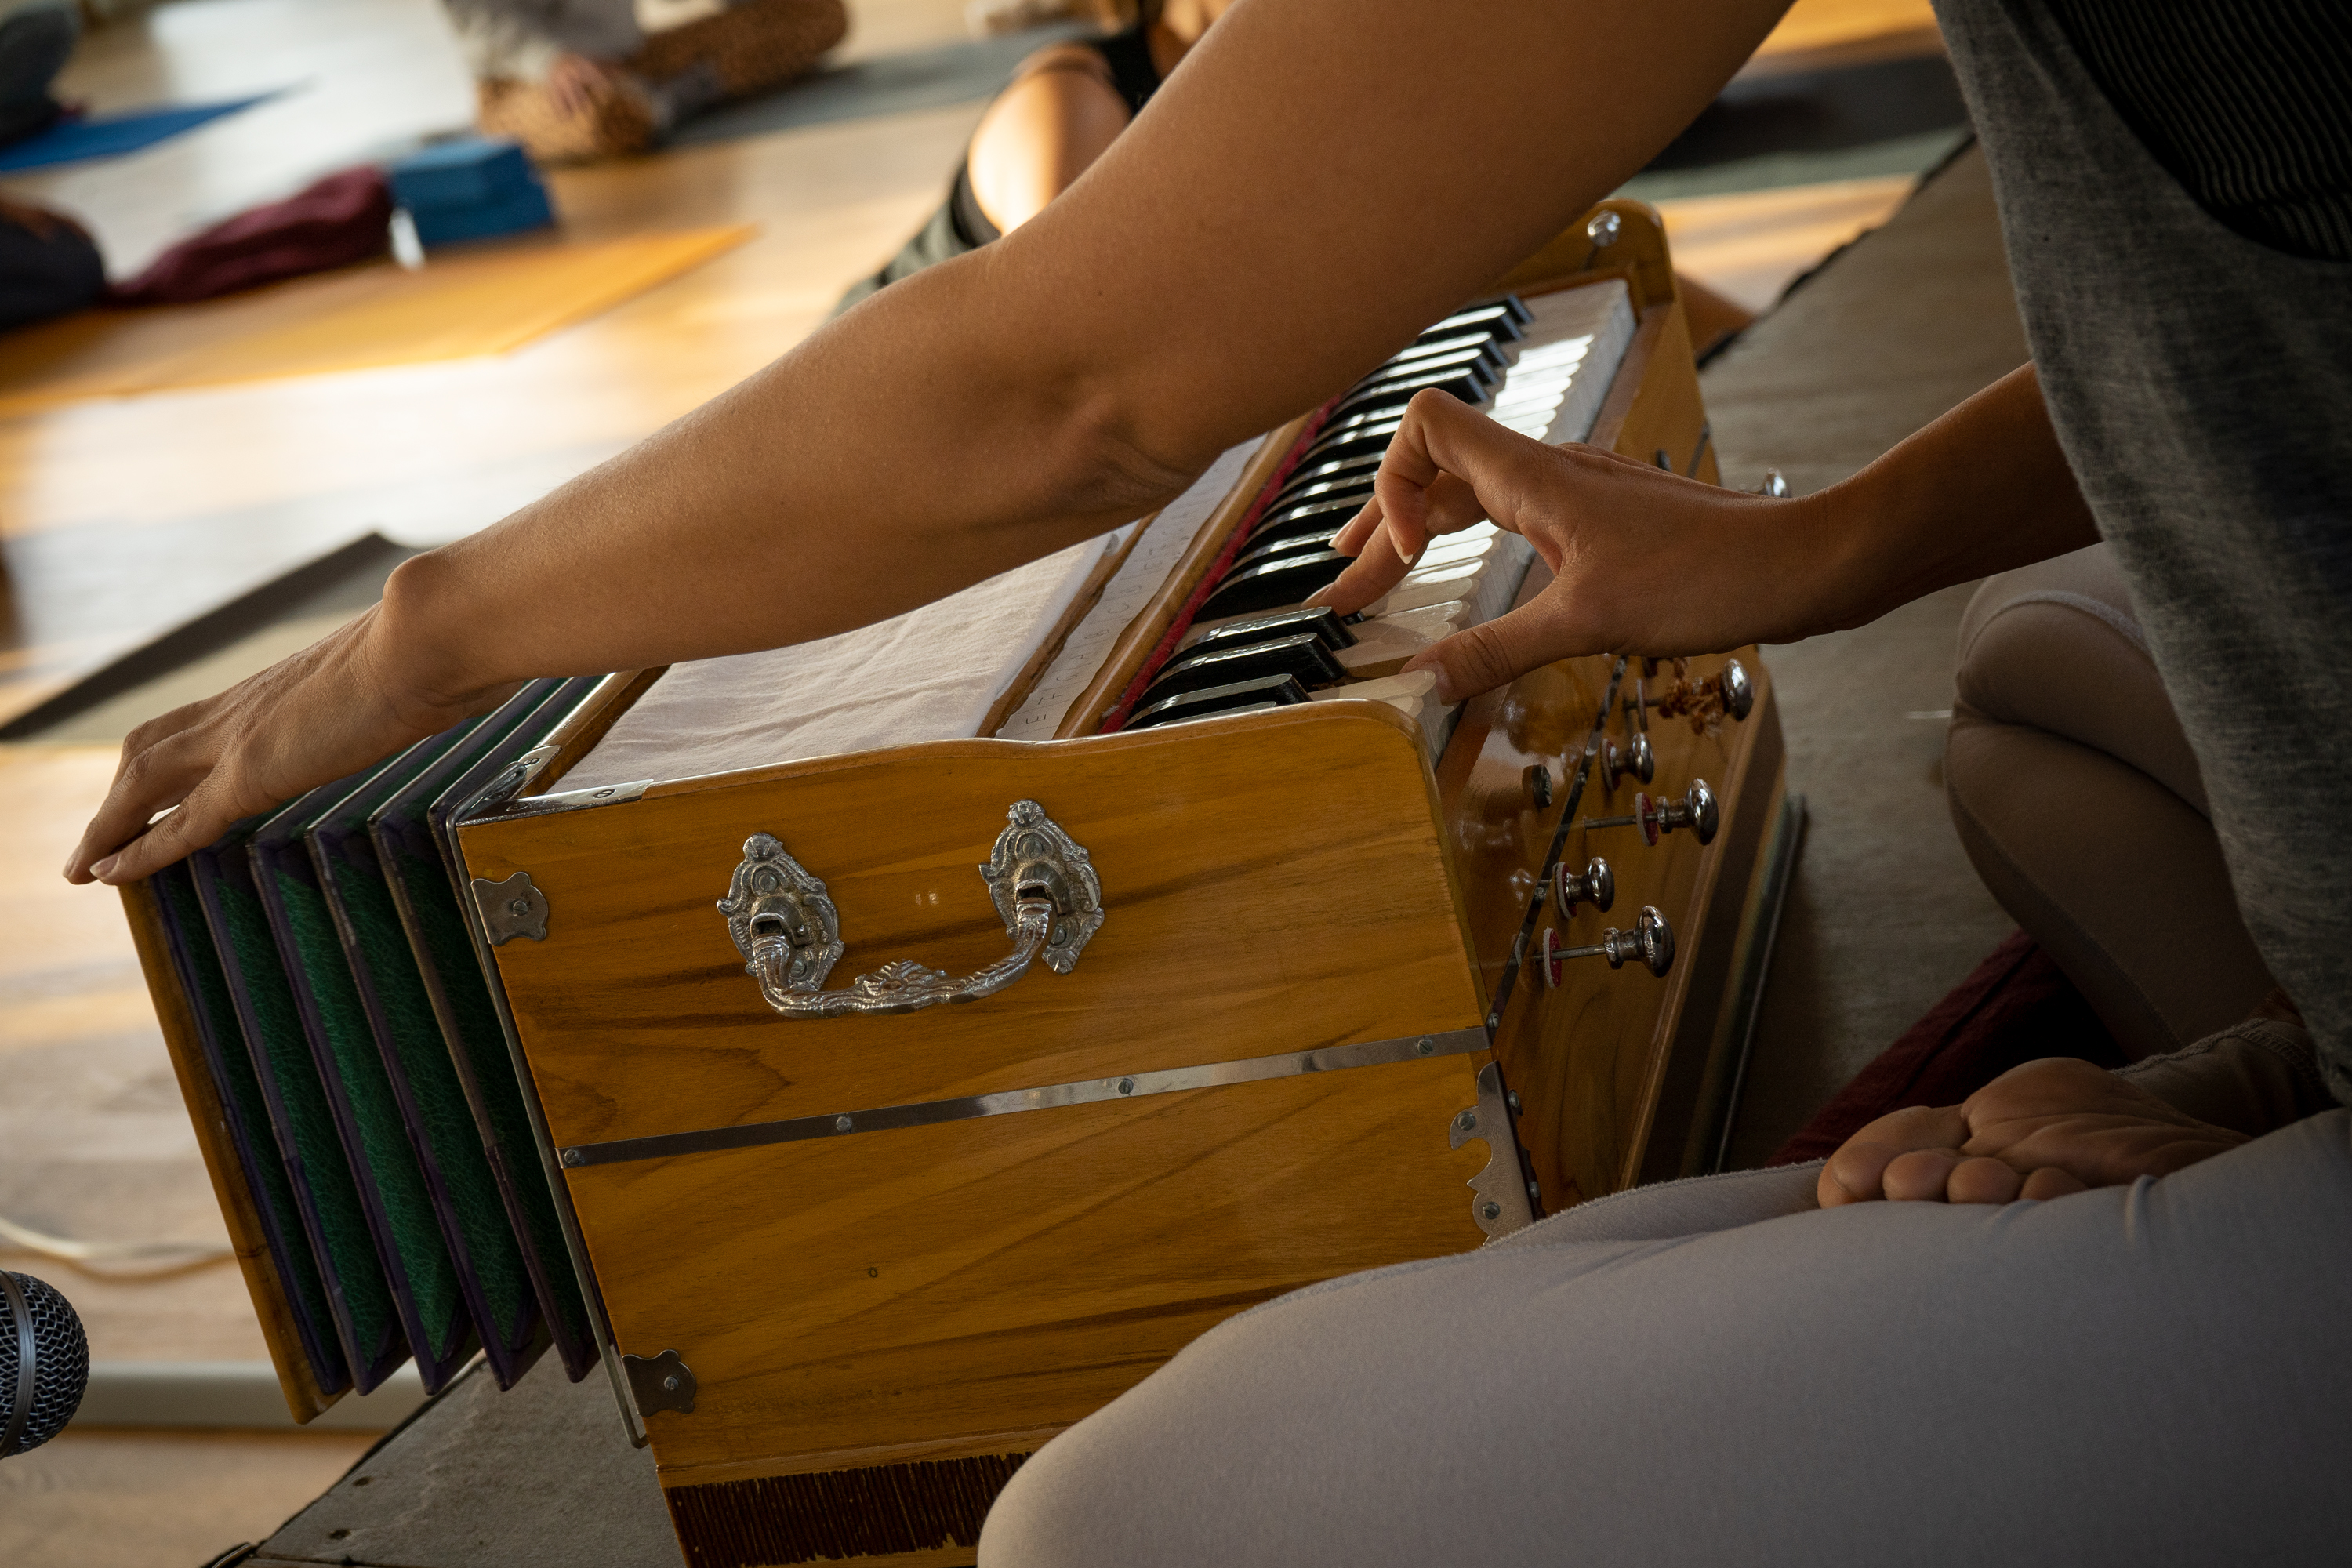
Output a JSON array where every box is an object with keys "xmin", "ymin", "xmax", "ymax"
[
  {"xmin": 70, "ymin": 0, "xmax": 1800, "ymax": 884},
  {"xmin": 1800, "ymin": 363, "xmax": 2100, "ymax": 634},
  {"xmin": 384, "ymin": 0, "xmax": 1795, "ymax": 705}
]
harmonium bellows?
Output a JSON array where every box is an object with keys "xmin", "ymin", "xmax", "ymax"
[{"xmin": 125, "ymin": 202, "xmax": 1798, "ymax": 1568}]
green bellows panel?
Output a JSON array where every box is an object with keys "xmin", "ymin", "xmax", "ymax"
[
  {"xmin": 153, "ymin": 862, "xmax": 350, "ymax": 1393},
  {"xmin": 384, "ymin": 832, "xmax": 594, "ymax": 1361},
  {"xmin": 265, "ymin": 848, "xmax": 476, "ymax": 1387},
  {"xmin": 326, "ymin": 839, "xmax": 535, "ymax": 1353},
  {"xmin": 195, "ymin": 840, "xmax": 407, "ymax": 1392}
]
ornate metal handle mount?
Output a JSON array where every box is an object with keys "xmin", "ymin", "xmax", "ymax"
[{"xmin": 717, "ymin": 800, "xmax": 1104, "ymax": 1020}]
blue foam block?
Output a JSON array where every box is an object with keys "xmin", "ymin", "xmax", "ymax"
[
  {"xmin": 405, "ymin": 183, "xmax": 556, "ymax": 248},
  {"xmin": 387, "ymin": 138, "xmax": 541, "ymax": 210}
]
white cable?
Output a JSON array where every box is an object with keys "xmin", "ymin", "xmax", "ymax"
[{"xmin": 0, "ymin": 1213, "xmax": 234, "ymax": 1268}]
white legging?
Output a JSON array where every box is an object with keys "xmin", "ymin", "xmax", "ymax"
[
  {"xmin": 980, "ymin": 1111, "xmax": 2352, "ymax": 1566},
  {"xmin": 978, "ymin": 540, "xmax": 2348, "ymax": 1565}
]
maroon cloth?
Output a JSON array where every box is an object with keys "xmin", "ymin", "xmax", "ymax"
[
  {"xmin": 109, "ymin": 167, "xmax": 392, "ymax": 306},
  {"xmin": 1766, "ymin": 930, "xmax": 2128, "ymax": 1166}
]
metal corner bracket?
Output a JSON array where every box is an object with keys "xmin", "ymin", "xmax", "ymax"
[
  {"xmin": 473, "ymin": 870, "xmax": 550, "ymax": 945},
  {"xmin": 622, "ymin": 1348, "xmax": 697, "ymax": 1417}
]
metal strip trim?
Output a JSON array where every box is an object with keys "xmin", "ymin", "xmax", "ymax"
[{"xmin": 558, "ymin": 1025, "xmax": 1492, "ymax": 1169}]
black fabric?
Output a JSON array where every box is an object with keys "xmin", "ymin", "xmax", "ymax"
[
  {"xmin": 0, "ymin": 213, "xmax": 103, "ymax": 333},
  {"xmin": 2044, "ymin": 0, "xmax": 2352, "ymax": 262},
  {"xmin": 835, "ymin": 25, "xmax": 1163, "ymax": 314},
  {"xmin": 1087, "ymin": 23, "xmax": 1163, "ymax": 118}
]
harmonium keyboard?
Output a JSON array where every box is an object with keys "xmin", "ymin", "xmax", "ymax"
[{"xmin": 124, "ymin": 201, "xmax": 1799, "ymax": 1568}]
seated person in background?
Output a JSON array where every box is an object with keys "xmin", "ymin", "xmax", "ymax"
[
  {"xmin": 442, "ymin": 0, "xmax": 849, "ymax": 163},
  {"xmin": 837, "ymin": 0, "xmax": 1218, "ymax": 311},
  {"xmin": 840, "ymin": 0, "xmax": 1754, "ymax": 348},
  {"xmin": 0, "ymin": 194, "xmax": 103, "ymax": 332},
  {"xmin": 0, "ymin": 0, "xmax": 78, "ymax": 147}
]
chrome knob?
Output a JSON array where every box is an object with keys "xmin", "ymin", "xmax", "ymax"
[
  {"xmin": 1525, "ymin": 763, "xmax": 1553, "ymax": 809},
  {"xmin": 1581, "ymin": 780, "xmax": 1718, "ymax": 847},
  {"xmin": 1720, "ymin": 658, "xmax": 1755, "ymax": 722},
  {"xmin": 1555, "ymin": 856, "xmax": 1614, "ymax": 915},
  {"xmin": 1541, "ymin": 906, "xmax": 1674, "ymax": 985},
  {"xmin": 1600, "ymin": 730, "xmax": 1654, "ymax": 791},
  {"xmin": 1755, "ymin": 468, "xmax": 1790, "ymax": 499},
  {"xmin": 1584, "ymin": 210, "xmax": 1622, "ymax": 249}
]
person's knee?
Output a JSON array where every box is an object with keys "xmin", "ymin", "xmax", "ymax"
[{"xmin": 1955, "ymin": 542, "xmax": 2205, "ymax": 808}]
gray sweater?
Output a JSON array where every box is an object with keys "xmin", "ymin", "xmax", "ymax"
[{"xmin": 440, "ymin": 0, "xmax": 644, "ymax": 82}]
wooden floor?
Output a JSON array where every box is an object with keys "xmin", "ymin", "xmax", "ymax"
[{"xmin": 0, "ymin": 0, "xmax": 1944, "ymax": 1563}]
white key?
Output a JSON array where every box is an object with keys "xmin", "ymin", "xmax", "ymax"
[
  {"xmin": 1338, "ymin": 598, "xmax": 1473, "ymax": 678},
  {"xmin": 1309, "ymin": 669, "xmax": 1448, "ymax": 753}
]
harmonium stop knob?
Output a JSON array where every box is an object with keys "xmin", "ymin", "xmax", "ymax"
[
  {"xmin": 1541, "ymin": 906, "xmax": 1675, "ymax": 985},
  {"xmin": 1719, "ymin": 658, "xmax": 1755, "ymax": 722},
  {"xmin": 1600, "ymin": 730, "xmax": 1654, "ymax": 791},
  {"xmin": 1580, "ymin": 780, "xmax": 1719, "ymax": 848},
  {"xmin": 1555, "ymin": 856, "xmax": 1614, "ymax": 915}
]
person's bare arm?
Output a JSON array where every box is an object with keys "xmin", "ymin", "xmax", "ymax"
[
  {"xmin": 69, "ymin": 0, "xmax": 1791, "ymax": 884},
  {"xmin": 1311, "ymin": 363, "xmax": 2101, "ymax": 701},
  {"xmin": 966, "ymin": 48, "xmax": 1134, "ymax": 234}
]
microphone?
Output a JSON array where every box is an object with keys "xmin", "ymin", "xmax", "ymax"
[{"xmin": 2, "ymin": 1270, "xmax": 89, "ymax": 1457}]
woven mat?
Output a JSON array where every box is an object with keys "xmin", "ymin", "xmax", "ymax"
[{"xmin": 0, "ymin": 226, "xmax": 753, "ymax": 416}]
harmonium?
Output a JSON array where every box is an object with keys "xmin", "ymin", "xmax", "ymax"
[{"xmin": 124, "ymin": 201, "xmax": 1800, "ymax": 1568}]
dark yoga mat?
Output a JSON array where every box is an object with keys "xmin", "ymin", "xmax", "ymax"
[
  {"xmin": 0, "ymin": 92, "xmax": 281, "ymax": 172},
  {"xmin": 670, "ymin": 24, "xmax": 1088, "ymax": 147}
]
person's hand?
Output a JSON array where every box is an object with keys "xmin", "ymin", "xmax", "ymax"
[
  {"xmin": 64, "ymin": 603, "xmax": 518, "ymax": 887},
  {"xmin": 1306, "ymin": 388, "xmax": 1835, "ymax": 702},
  {"xmin": 1817, "ymin": 1056, "xmax": 2249, "ymax": 1207},
  {"xmin": 544, "ymin": 53, "xmax": 617, "ymax": 118}
]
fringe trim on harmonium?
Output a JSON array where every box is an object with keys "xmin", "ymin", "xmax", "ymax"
[{"xmin": 665, "ymin": 1452, "xmax": 1031, "ymax": 1566}]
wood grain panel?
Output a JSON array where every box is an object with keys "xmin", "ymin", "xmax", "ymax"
[
  {"xmin": 1487, "ymin": 655, "xmax": 1777, "ymax": 1207},
  {"xmin": 568, "ymin": 1054, "xmax": 1491, "ymax": 1479},
  {"xmin": 459, "ymin": 702, "xmax": 1485, "ymax": 1147}
]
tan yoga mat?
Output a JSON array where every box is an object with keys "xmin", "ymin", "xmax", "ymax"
[{"xmin": 0, "ymin": 225, "xmax": 755, "ymax": 416}]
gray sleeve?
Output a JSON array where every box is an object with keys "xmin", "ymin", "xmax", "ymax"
[
  {"xmin": 438, "ymin": 0, "xmax": 641, "ymax": 81},
  {"xmin": 2114, "ymin": 1015, "xmax": 2336, "ymax": 1136}
]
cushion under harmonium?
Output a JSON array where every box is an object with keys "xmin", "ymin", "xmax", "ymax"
[{"xmin": 123, "ymin": 202, "xmax": 1801, "ymax": 1568}]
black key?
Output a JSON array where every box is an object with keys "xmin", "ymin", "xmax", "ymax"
[
  {"xmin": 1127, "ymin": 676, "xmax": 1308, "ymax": 731},
  {"xmin": 1248, "ymin": 516, "xmax": 1354, "ymax": 557},
  {"xmin": 1417, "ymin": 296, "xmax": 1530, "ymax": 345},
  {"xmin": 1302, "ymin": 418, "xmax": 1406, "ymax": 470},
  {"xmin": 1255, "ymin": 488, "xmax": 1371, "ymax": 539},
  {"xmin": 1388, "ymin": 328, "xmax": 1511, "ymax": 369},
  {"xmin": 1182, "ymin": 605, "xmax": 1356, "ymax": 656},
  {"xmin": 1271, "ymin": 451, "xmax": 1385, "ymax": 510},
  {"xmin": 1196, "ymin": 550, "xmax": 1353, "ymax": 621},
  {"xmin": 1349, "ymin": 343, "xmax": 1503, "ymax": 396},
  {"xmin": 1329, "ymin": 366, "xmax": 1490, "ymax": 425},
  {"xmin": 1269, "ymin": 472, "xmax": 1376, "ymax": 517},
  {"xmin": 1232, "ymin": 528, "xmax": 1342, "ymax": 574},
  {"xmin": 1142, "ymin": 632, "xmax": 1347, "ymax": 707}
]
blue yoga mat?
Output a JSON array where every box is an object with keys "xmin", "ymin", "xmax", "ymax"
[{"xmin": 0, "ymin": 93, "xmax": 279, "ymax": 174}]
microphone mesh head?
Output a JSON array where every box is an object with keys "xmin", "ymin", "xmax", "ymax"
[{"xmin": 2, "ymin": 1271, "xmax": 89, "ymax": 1455}]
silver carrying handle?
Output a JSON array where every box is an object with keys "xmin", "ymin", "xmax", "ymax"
[{"xmin": 717, "ymin": 800, "xmax": 1103, "ymax": 1020}]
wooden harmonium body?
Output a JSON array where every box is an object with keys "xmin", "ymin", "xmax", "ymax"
[{"xmin": 124, "ymin": 203, "xmax": 1798, "ymax": 1568}]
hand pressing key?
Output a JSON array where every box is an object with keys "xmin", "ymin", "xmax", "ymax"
[{"xmin": 1817, "ymin": 1055, "xmax": 2249, "ymax": 1207}]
